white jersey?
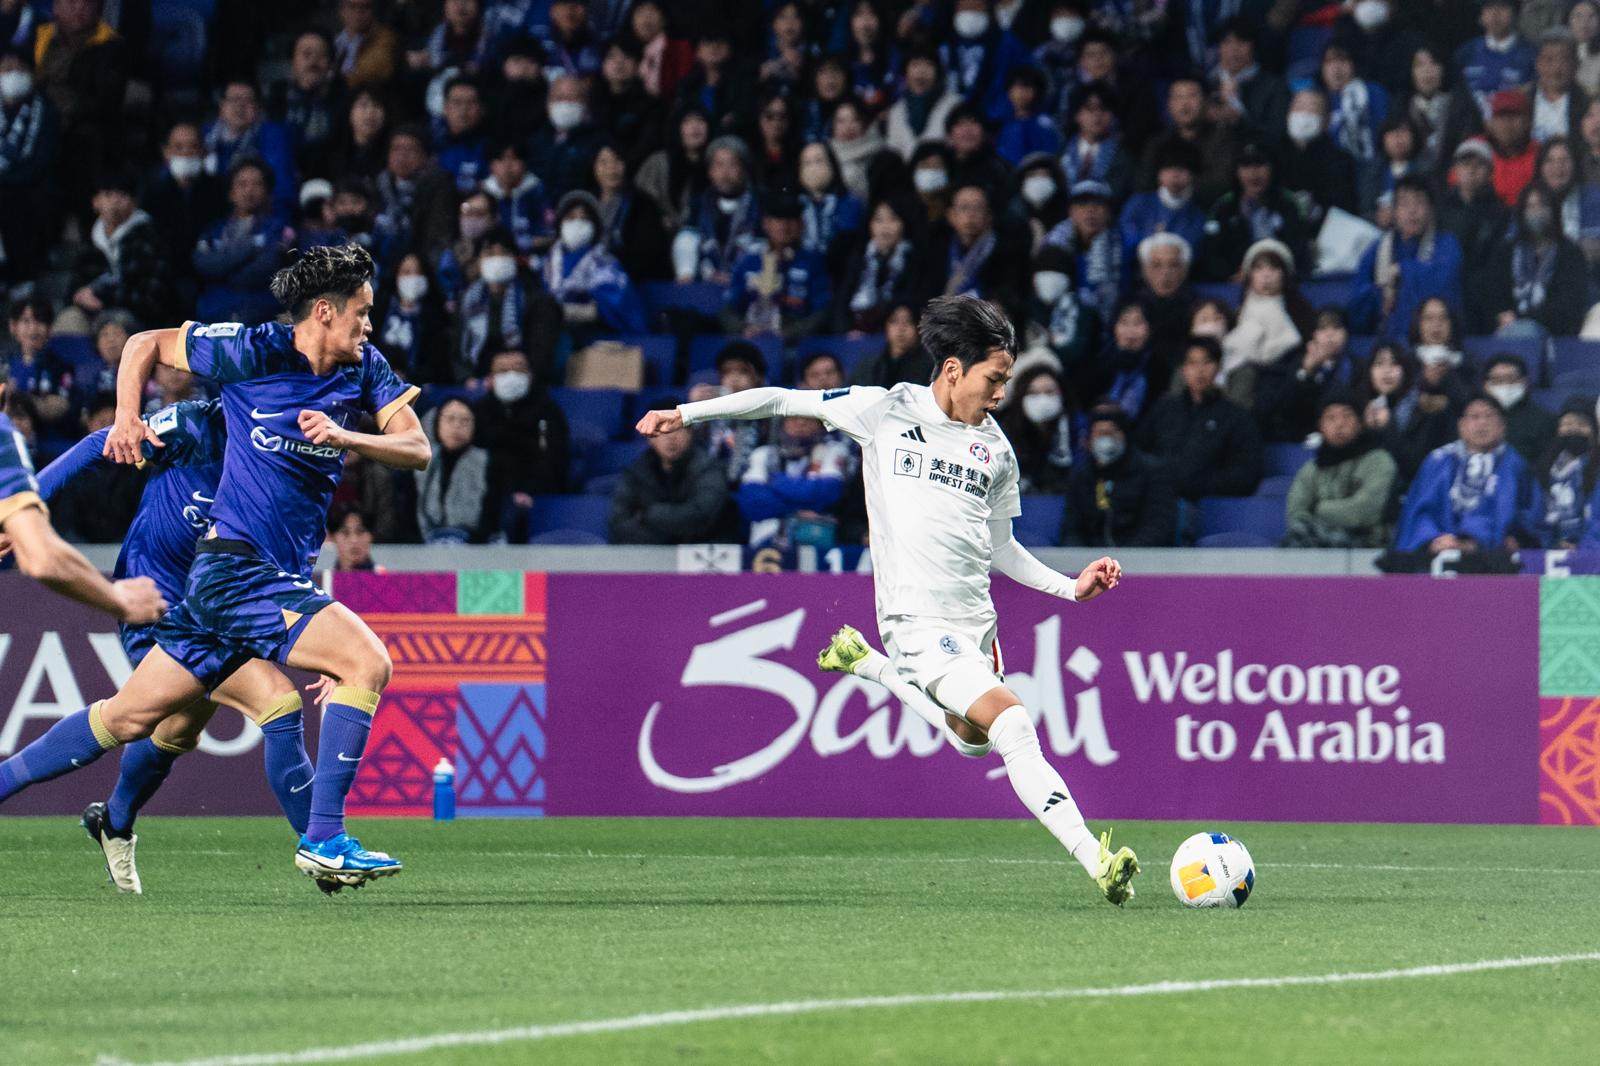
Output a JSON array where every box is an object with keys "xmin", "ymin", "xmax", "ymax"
[{"xmin": 680, "ymin": 383, "xmax": 1021, "ymax": 626}]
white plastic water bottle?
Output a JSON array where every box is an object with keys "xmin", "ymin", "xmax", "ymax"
[{"xmin": 432, "ymin": 757, "xmax": 456, "ymax": 821}]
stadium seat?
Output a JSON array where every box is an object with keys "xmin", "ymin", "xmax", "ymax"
[
  {"xmin": 1302, "ymin": 275, "xmax": 1355, "ymax": 310},
  {"xmin": 1463, "ymin": 335, "xmax": 1546, "ymax": 379},
  {"xmin": 530, "ymin": 495, "xmax": 612, "ymax": 538},
  {"xmin": 1193, "ymin": 282, "xmax": 1238, "ymax": 308},
  {"xmin": 587, "ymin": 439, "xmax": 648, "ymax": 479},
  {"xmin": 1265, "ymin": 443, "xmax": 1313, "ymax": 476},
  {"xmin": 1197, "ymin": 531, "xmax": 1277, "ymax": 547},
  {"xmin": 583, "ymin": 473, "xmax": 622, "ymax": 497},
  {"xmin": 640, "ymin": 281, "xmax": 724, "ymax": 320},
  {"xmin": 1550, "ymin": 337, "xmax": 1600, "ymax": 383},
  {"xmin": 530, "ymin": 529, "xmax": 607, "ymax": 545},
  {"xmin": 1552, "ymin": 369, "xmax": 1600, "ymax": 393},
  {"xmin": 1198, "ymin": 495, "xmax": 1287, "ymax": 543},
  {"xmin": 550, "ymin": 387, "xmax": 628, "ymax": 446},
  {"xmin": 1014, "ymin": 494, "xmax": 1066, "ymax": 547},
  {"xmin": 1255, "ymin": 474, "xmax": 1297, "ymax": 496},
  {"xmin": 794, "ymin": 335, "xmax": 885, "ymax": 379},
  {"xmin": 1346, "ymin": 336, "xmax": 1377, "ymax": 363},
  {"xmin": 688, "ymin": 334, "xmax": 784, "ymax": 384}
]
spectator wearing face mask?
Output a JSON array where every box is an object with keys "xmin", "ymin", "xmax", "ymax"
[
  {"xmin": 1525, "ymin": 396, "xmax": 1600, "ymax": 548},
  {"xmin": 474, "ymin": 348, "xmax": 571, "ymax": 539},
  {"xmin": 1004, "ymin": 152, "xmax": 1070, "ymax": 248},
  {"xmin": 1481, "ymin": 183, "xmax": 1592, "ymax": 337},
  {"xmin": 1283, "ymin": 391, "xmax": 1398, "ymax": 548},
  {"xmin": 1393, "ymin": 394, "xmax": 1534, "ymax": 556},
  {"xmin": 1022, "ymin": 245, "xmax": 1093, "ymax": 375},
  {"xmin": 415, "ymin": 397, "xmax": 494, "ymax": 543},
  {"xmin": 674, "ymin": 135, "xmax": 762, "ymax": 286},
  {"xmin": 141, "ymin": 121, "xmax": 225, "ymax": 292},
  {"xmin": 545, "ymin": 191, "xmax": 646, "ymax": 341},
  {"xmin": 610, "ymin": 400, "xmax": 731, "ymax": 544},
  {"xmin": 457, "ymin": 229, "xmax": 561, "ymax": 380},
  {"xmin": 737, "ymin": 415, "xmax": 851, "ymax": 550},
  {"xmin": 528, "ymin": 74, "xmax": 602, "ymax": 202},
  {"xmin": 1482, "ymin": 354, "xmax": 1556, "ymax": 463},
  {"xmin": 940, "ymin": 0, "xmax": 1033, "ymax": 123},
  {"xmin": 0, "ymin": 47, "xmax": 58, "ymax": 285},
  {"xmin": 1064, "ymin": 404, "xmax": 1176, "ymax": 548},
  {"xmin": 1278, "ymin": 89, "xmax": 1359, "ymax": 226},
  {"xmin": 997, "ymin": 353, "xmax": 1077, "ymax": 494},
  {"xmin": 908, "ymin": 142, "xmax": 955, "ymax": 229},
  {"xmin": 376, "ymin": 252, "xmax": 450, "ymax": 384},
  {"xmin": 1118, "ymin": 140, "xmax": 1205, "ymax": 264}
]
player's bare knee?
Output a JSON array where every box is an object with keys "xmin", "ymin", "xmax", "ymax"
[
  {"xmin": 945, "ymin": 713, "xmax": 988, "ymax": 746},
  {"xmin": 99, "ymin": 697, "xmax": 158, "ymax": 744}
]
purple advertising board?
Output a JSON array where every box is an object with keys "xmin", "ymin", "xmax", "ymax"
[{"xmin": 545, "ymin": 574, "xmax": 1540, "ymax": 824}]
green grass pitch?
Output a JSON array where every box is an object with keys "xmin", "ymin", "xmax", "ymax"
[{"xmin": 4, "ymin": 817, "xmax": 1599, "ymax": 1065}]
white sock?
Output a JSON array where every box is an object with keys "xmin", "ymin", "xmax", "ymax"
[
  {"xmin": 988, "ymin": 705, "xmax": 1100, "ymax": 876},
  {"xmin": 855, "ymin": 647, "xmax": 992, "ymax": 757}
]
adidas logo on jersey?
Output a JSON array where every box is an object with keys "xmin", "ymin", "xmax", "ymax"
[{"xmin": 900, "ymin": 426, "xmax": 927, "ymax": 443}]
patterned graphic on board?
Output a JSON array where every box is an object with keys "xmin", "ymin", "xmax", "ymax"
[
  {"xmin": 456, "ymin": 684, "xmax": 547, "ymax": 816},
  {"xmin": 1539, "ymin": 696, "xmax": 1600, "ymax": 825}
]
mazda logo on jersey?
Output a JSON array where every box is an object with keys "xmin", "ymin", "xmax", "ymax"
[
  {"xmin": 249, "ymin": 425, "xmax": 282, "ymax": 452},
  {"xmin": 249, "ymin": 425, "xmax": 340, "ymax": 460},
  {"xmin": 969, "ymin": 442, "xmax": 990, "ymax": 464}
]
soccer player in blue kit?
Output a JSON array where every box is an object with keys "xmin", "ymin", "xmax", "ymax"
[
  {"xmin": 30, "ymin": 399, "xmax": 322, "ymax": 894},
  {"xmin": 0, "ymin": 244, "xmax": 430, "ymax": 888}
]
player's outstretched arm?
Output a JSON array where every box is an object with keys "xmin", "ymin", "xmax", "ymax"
[
  {"xmin": 299, "ymin": 404, "xmax": 431, "ymax": 470},
  {"xmin": 987, "ymin": 517, "xmax": 1121, "ymax": 603},
  {"xmin": 636, "ymin": 386, "xmax": 889, "ymax": 440},
  {"xmin": 106, "ymin": 327, "xmax": 185, "ymax": 464},
  {"xmin": 1, "ymin": 507, "xmax": 167, "ymax": 623}
]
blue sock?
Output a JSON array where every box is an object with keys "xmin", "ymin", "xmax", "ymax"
[
  {"xmin": 0, "ymin": 704, "xmax": 121, "ymax": 803},
  {"xmin": 105, "ymin": 738, "xmax": 186, "ymax": 834},
  {"xmin": 304, "ymin": 687, "xmax": 379, "ymax": 843},
  {"xmin": 261, "ymin": 709, "xmax": 314, "ymax": 836}
]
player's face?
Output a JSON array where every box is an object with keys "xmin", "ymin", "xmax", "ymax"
[
  {"xmin": 328, "ymin": 282, "xmax": 375, "ymax": 362},
  {"xmin": 949, "ymin": 349, "xmax": 1013, "ymax": 425}
]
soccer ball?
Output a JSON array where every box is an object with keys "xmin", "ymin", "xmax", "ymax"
[{"xmin": 1169, "ymin": 832, "xmax": 1255, "ymax": 909}]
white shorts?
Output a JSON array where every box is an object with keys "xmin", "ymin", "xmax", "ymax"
[{"xmin": 879, "ymin": 615, "xmax": 1005, "ymax": 721}]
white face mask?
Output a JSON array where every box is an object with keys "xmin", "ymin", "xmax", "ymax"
[
  {"xmin": 1287, "ymin": 112, "xmax": 1324, "ymax": 144},
  {"xmin": 1486, "ymin": 382, "xmax": 1526, "ymax": 409},
  {"xmin": 717, "ymin": 195, "xmax": 743, "ymax": 214},
  {"xmin": 1191, "ymin": 319, "xmax": 1227, "ymax": 338},
  {"xmin": 479, "ymin": 254, "xmax": 517, "ymax": 285},
  {"xmin": 913, "ymin": 168, "xmax": 948, "ymax": 193},
  {"xmin": 168, "ymin": 155, "xmax": 203, "ymax": 181},
  {"xmin": 1416, "ymin": 343, "xmax": 1458, "ymax": 368},
  {"xmin": 396, "ymin": 274, "xmax": 428, "ymax": 302},
  {"xmin": 1157, "ymin": 186, "xmax": 1191, "ymax": 210},
  {"xmin": 560, "ymin": 217, "xmax": 596, "ymax": 249},
  {"xmin": 954, "ymin": 11, "xmax": 989, "ymax": 38},
  {"xmin": 1353, "ymin": 0, "xmax": 1390, "ymax": 30},
  {"xmin": 1090, "ymin": 434, "xmax": 1125, "ymax": 466},
  {"xmin": 491, "ymin": 370, "xmax": 531, "ymax": 404},
  {"xmin": 548, "ymin": 100, "xmax": 585, "ymax": 131},
  {"xmin": 1050, "ymin": 16, "xmax": 1085, "ymax": 43},
  {"xmin": 1033, "ymin": 270, "xmax": 1071, "ymax": 304},
  {"xmin": 1022, "ymin": 392, "xmax": 1063, "ymax": 424},
  {"xmin": 0, "ymin": 70, "xmax": 34, "ymax": 102},
  {"xmin": 1021, "ymin": 174, "xmax": 1057, "ymax": 207}
]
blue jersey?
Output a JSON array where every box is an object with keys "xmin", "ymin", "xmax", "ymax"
[
  {"xmin": 35, "ymin": 400, "xmax": 226, "ymax": 604},
  {"xmin": 0, "ymin": 411, "xmax": 44, "ymax": 529},
  {"xmin": 176, "ymin": 321, "xmax": 418, "ymax": 574}
]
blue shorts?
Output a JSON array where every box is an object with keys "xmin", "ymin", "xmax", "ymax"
[
  {"xmin": 121, "ymin": 622, "xmax": 159, "ymax": 668},
  {"xmin": 153, "ymin": 540, "xmax": 332, "ymax": 690}
]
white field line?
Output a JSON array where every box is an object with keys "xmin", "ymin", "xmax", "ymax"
[
  {"xmin": 106, "ymin": 952, "xmax": 1600, "ymax": 1066},
  {"xmin": 149, "ymin": 848, "xmax": 1600, "ymax": 876}
]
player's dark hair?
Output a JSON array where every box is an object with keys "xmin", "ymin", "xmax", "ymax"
[
  {"xmin": 270, "ymin": 243, "xmax": 375, "ymax": 322},
  {"xmin": 919, "ymin": 295, "xmax": 1016, "ymax": 381}
]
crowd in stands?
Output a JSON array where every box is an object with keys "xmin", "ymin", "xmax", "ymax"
[{"xmin": 8, "ymin": 0, "xmax": 1600, "ymax": 565}]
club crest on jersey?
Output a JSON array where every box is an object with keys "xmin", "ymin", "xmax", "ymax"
[
  {"xmin": 939, "ymin": 635, "xmax": 960, "ymax": 655},
  {"xmin": 893, "ymin": 448, "xmax": 922, "ymax": 477},
  {"xmin": 969, "ymin": 442, "xmax": 991, "ymax": 464}
]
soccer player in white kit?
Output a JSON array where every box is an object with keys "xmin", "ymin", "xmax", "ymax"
[{"xmin": 636, "ymin": 295, "xmax": 1140, "ymax": 905}]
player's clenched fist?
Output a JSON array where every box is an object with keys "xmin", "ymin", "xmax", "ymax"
[
  {"xmin": 299, "ymin": 409, "xmax": 348, "ymax": 448},
  {"xmin": 1073, "ymin": 556, "xmax": 1122, "ymax": 603},
  {"xmin": 635, "ymin": 408, "xmax": 685, "ymax": 436},
  {"xmin": 112, "ymin": 577, "xmax": 167, "ymax": 624}
]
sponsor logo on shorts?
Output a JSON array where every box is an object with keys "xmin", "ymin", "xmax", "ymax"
[
  {"xmin": 939, "ymin": 635, "xmax": 960, "ymax": 655},
  {"xmin": 969, "ymin": 442, "xmax": 991, "ymax": 464},
  {"xmin": 893, "ymin": 448, "xmax": 922, "ymax": 478}
]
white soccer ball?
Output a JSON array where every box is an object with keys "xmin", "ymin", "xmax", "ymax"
[{"xmin": 1169, "ymin": 832, "xmax": 1255, "ymax": 909}]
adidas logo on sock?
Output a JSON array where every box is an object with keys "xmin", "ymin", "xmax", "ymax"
[
  {"xmin": 900, "ymin": 426, "xmax": 927, "ymax": 442},
  {"xmin": 1043, "ymin": 791, "xmax": 1068, "ymax": 812}
]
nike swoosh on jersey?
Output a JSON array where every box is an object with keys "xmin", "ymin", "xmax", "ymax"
[
  {"xmin": 337, "ymin": 752, "xmax": 361, "ymax": 763},
  {"xmin": 250, "ymin": 408, "xmax": 285, "ymax": 419},
  {"xmin": 289, "ymin": 779, "xmax": 315, "ymax": 793}
]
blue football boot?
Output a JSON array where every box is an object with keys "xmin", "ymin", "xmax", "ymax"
[{"xmin": 294, "ymin": 833, "xmax": 402, "ymax": 887}]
